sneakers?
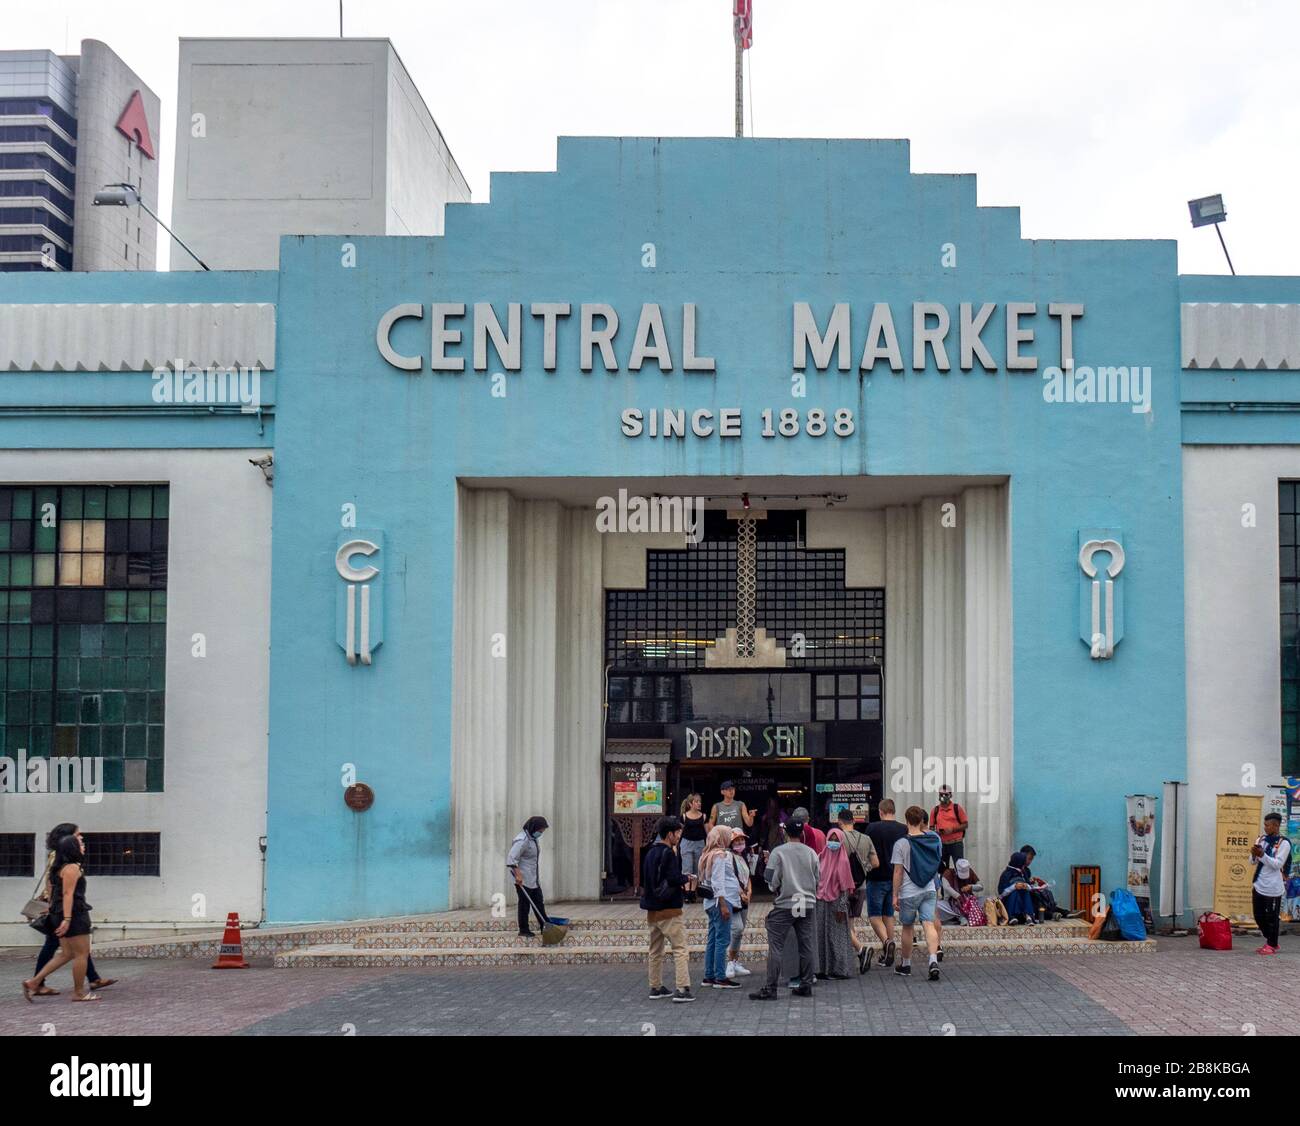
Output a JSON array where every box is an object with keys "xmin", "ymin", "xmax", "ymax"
[
  {"xmin": 882, "ymin": 940, "xmax": 896, "ymax": 967},
  {"xmin": 749, "ymin": 986, "xmax": 780, "ymax": 1001},
  {"xmin": 725, "ymin": 960, "xmax": 752, "ymax": 978},
  {"xmin": 648, "ymin": 985, "xmax": 672, "ymax": 1000},
  {"xmin": 928, "ymin": 963, "xmax": 940, "ymax": 982},
  {"xmin": 700, "ymin": 978, "xmax": 719, "ymax": 988},
  {"xmin": 672, "ymin": 988, "xmax": 696, "ymax": 1003},
  {"xmin": 791, "ymin": 983, "xmax": 813, "ymax": 997},
  {"xmin": 936, "ymin": 947, "xmax": 944, "ymax": 963},
  {"xmin": 894, "ymin": 963, "xmax": 912, "ymax": 977},
  {"xmin": 858, "ymin": 946, "xmax": 874, "ymax": 974},
  {"xmin": 713, "ymin": 978, "xmax": 741, "ymax": 990}
]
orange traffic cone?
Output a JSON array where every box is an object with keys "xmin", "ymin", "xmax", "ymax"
[{"xmin": 211, "ymin": 912, "xmax": 249, "ymax": 968}]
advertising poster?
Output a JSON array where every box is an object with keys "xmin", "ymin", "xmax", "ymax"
[
  {"xmin": 1126, "ymin": 794, "xmax": 1155, "ymax": 900},
  {"xmin": 1213, "ymin": 793, "xmax": 1264, "ymax": 921},
  {"xmin": 610, "ymin": 763, "xmax": 663, "ymax": 814}
]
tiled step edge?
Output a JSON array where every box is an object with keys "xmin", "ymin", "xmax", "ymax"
[{"xmin": 274, "ymin": 937, "xmax": 1156, "ymax": 968}]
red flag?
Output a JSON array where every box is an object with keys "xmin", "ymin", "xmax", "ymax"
[{"xmin": 734, "ymin": 0, "xmax": 753, "ymax": 49}]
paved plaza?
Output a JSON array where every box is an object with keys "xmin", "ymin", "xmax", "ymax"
[{"xmin": 1, "ymin": 933, "xmax": 1295, "ymax": 1037}]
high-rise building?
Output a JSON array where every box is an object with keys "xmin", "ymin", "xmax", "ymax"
[
  {"xmin": 171, "ymin": 38, "xmax": 471, "ymax": 270},
  {"xmin": 0, "ymin": 39, "xmax": 160, "ymax": 272}
]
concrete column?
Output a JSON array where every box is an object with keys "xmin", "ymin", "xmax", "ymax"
[
  {"xmin": 919, "ymin": 496, "xmax": 965, "ymax": 818},
  {"xmin": 507, "ymin": 500, "xmax": 561, "ymax": 836},
  {"xmin": 884, "ymin": 504, "xmax": 924, "ymax": 812},
  {"xmin": 962, "ymin": 484, "xmax": 1013, "ymax": 881},
  {"xmin": 553, "ymin": 507, "xmax": 605, "ymax": 898},
  {"xmin": 451, "ymin": 487, "xmax": 512, "ymax": 908}
]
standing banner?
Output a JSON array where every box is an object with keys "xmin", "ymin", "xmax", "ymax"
[
  {"xmin": 1213, "ymin": 793, "xmax": 1264, "ymax": 922},
  {"xmin": 1126, "ymin": 794, "xmax": 1155, "ymax": 900},
  {"xmin": 1288, "ymin": 778, "xmax": 1300, "ymax": 921},
  {"xmin": 1158, "ymin": 781, "xmax": 1188, "ymax": 921}
]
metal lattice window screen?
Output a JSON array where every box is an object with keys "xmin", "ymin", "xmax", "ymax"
[
  {"xmin": 1279, "ymin": 481, "xmax": 1299, "ymax": 775},
  {"xmin": 606, "ymin": 517, "xmax": 883, "ymax": 669}
]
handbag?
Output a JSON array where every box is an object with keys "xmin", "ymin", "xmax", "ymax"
[
  {"xmin": 1196, "ymin": 911, "xmax": 1233, "ymax": 951},
  {"xmin": 20, "ymin": 863, "xmax": 52, "ymax": 933}
]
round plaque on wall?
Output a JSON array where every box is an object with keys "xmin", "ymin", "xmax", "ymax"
[{"xmin": 344, "ymin": 783, "xmax": 375, "ymax": 812}]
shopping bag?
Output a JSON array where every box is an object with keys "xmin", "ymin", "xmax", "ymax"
[{"xmin": 1196, "ymin": 911, "xmax": 1232, "ymax": 951}]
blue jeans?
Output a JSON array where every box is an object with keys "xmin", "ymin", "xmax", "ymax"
[{"xmin": 704, "ymin": 902, "xmax": 731, "ymax": 980}]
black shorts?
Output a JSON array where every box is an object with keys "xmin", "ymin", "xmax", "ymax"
[{"xmin": 52, "ymin": 911, "xmax": 92, "ymax": 938}]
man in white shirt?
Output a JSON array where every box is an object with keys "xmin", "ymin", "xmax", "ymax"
[{"xmin": 1251, "ymin": 812, "xmax": 1293, "ymax": 955}]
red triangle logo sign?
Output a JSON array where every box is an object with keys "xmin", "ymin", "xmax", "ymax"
[{"xmin": 115, "ymin": 90, "xmax": 155, "ymax": 159}]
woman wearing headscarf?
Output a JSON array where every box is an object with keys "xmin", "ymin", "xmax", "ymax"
[
  {"xmin": 22, "ymin": 830, "xmax": 98, "ymax": 1002},
  {"xmin": 506, "ymin": 815, "xmax": 551, "ymax": 938},
  {"xmin": 698, "ymin": 825, "xmax": 740, "ymax": 988},
  {"xmin": 724, "ymin": 827, "xmax": 754, "ymax": 980},
  {"xmin": 813, "ymin": 827, "xmax": 858, "ymax": 979},
  {"xmin": 998, "ymin": 851, "xmax": 1037, "ymax": 925}
]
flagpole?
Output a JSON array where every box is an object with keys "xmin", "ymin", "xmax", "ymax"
[{"xmin": 734, "ymin": 36, "xmax": 743, "ymax": 138}]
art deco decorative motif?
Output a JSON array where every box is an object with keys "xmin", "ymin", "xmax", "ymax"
[
  {"xmin": 336, "ymin": 533, "xmax": 385, "ymax": 666},
  {"xmin": 706, "ymin": 510, "xmax": 787, "ymax": 668},
  {"xmin": 1078, "ymin": 533, "xmax": 1125, "ymax": 660}
]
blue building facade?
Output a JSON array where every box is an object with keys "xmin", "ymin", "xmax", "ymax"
[{"xmin": 1, "ymin": 137, "xmax": 1297, "ymax": 925}]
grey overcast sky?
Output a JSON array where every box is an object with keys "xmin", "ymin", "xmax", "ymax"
[{"xmin": 9, "ymin": 0, "xmax": 1299, "ymax": 273}]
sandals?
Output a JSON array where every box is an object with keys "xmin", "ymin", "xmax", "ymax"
[
  {"xmin": 70, "ymin": 991, "xmax": 101, "ymax": 1002},
  {"xmin": 21, "ymin": 980, "xmax": 37, "ymax": 1003},
  {"xmin": 35, "ymin": 987, "xmax": 60, "ymax": 996},
  {"xmin": 88, "ymin": 978, "xmax": 117, "ymax": 990}
]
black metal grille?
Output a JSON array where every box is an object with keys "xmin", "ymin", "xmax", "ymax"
[
  {"xmin": 0, "ymin": 832, "xmax": 35, "ymax": 877},
  {"xmin": 82, "ymin": 831, "xmax": 161, "ymax": 876},
  {"xmin": 606, "ymin": 511, "xmax": 884, "ymax": 669},
  {"xmin": 1280, "ymin": 481, "xmax": 1299, "ymax": 775}
]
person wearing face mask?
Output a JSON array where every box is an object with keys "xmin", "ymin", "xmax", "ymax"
[
  {"xmin": 724, "ymin": 827, "xmax": 754, "ymax": 980},
  {"xmin": 507, "ymin": 815, "xmax": 551, "ymax": 938},
  {"xmin": 930, "ymin": 786, "xmax": 969, "ymax": 870},
  {"xmin": 813, "ymin": 827, "xmax": 858, "ymax": 979}
]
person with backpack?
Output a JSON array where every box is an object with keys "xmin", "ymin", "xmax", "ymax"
[
  {"xmin": 836, "ymin": 807, "xmax": 879, "ymax": 972},
  {"xmin": 1251, "ymin": 811, "xmax": 1293, "ymax": 955},
  {"xmin": 891, "ymin": 805, "xmax": 944, "ymax": 981},
  {"xmin": 865, "ymin": 799, "xmax": 908, "ymax": 967},
  {"xmin": 641, "ymin": 815, "xmax": 698, "ymax": 1002},
  {"xmin": 930, "ymin": 786, "xmax": 969, "ymax": 869}
]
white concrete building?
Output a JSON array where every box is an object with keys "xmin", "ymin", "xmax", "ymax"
[{"xmin": 171, "ymin": 38, "xmax": 471, "ymax": 271}]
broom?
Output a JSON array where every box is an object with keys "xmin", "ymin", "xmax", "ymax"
[{"xmin": 520, "ymin": 886, "xmax": 567, "ymax": 946}]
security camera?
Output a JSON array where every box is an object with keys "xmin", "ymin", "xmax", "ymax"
[{"xmin": 248, "ymin": 454, "xmax": 274, "ymax": 486}]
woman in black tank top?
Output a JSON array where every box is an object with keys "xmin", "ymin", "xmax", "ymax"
[
  {"xmin": 679, "ymin": 794, "xmax": 708, "ymax": 902},
  {"xmin": 22, "ymin": 831, "xmax": 99, "ymax": 1002}
]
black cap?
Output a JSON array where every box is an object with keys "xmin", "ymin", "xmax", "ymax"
[
  {"xmin": 720, "ymin": 780, "xmax": 736, "ymax": 790},
  {"xmin": 785, "ymin": 819, "xmax": 805, "ymax": 836}
]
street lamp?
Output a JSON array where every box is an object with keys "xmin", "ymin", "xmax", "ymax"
[
  {"xmin": 1187, "ymin": 193, "xmax": 1235, "ymax": 276},
  {"xmin": 92, "ymin": 182, "xmax": 210, "ymax": 271}
]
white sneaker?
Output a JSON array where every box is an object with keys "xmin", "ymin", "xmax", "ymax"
[{"xmin": 726, "ymin": 960, "xmax": 752, "ymax": 977}]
